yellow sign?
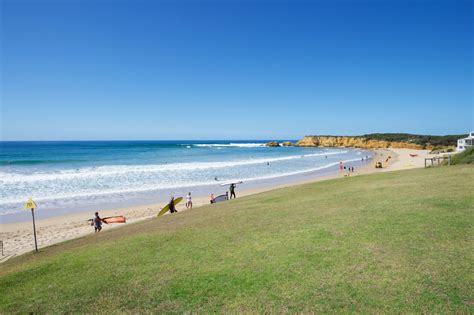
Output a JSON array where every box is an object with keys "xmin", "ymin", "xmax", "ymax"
[{"xmin": 24, "ymin": 197, "xmax": 37, "ymax": 210}]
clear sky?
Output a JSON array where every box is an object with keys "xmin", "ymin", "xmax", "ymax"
[{"xmin": 1, "ymin": 0, "xmax": 472, "ymax": 140}]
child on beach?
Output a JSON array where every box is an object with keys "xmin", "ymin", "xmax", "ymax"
[
  {"xmin": 186, "ymin": 192, "xmax": 192, "ymax": 209},
  {"xmin": 209, "ymin": 194, "xmax": 215, "ymax": 204}
]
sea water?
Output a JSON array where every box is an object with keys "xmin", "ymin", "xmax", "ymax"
[{"xmin": 0, "ymin": 141, "xmax": 371, "ymax": 222}]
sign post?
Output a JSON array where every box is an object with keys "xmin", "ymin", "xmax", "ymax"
[{"xmin": 24, "ymin": 197, "xmax": 38, "ymax": 252}]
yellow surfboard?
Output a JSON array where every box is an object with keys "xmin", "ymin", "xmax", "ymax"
[{"xmin": 158, "ymin": 197, "xmax": 183, "ymax": 217}]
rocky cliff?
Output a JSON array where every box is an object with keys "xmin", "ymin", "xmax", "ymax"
[{"xmin": 296, "ymin": 136, "xmax": 428, "ymax": 150}]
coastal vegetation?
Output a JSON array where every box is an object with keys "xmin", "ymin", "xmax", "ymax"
[
  {"xmin": 361, "ymin": 133, "xmax": 466, "ymax": 148},
  {"xmin": 452, "ymin": 147, "xmax": 474, "ymax": 165},
  {"xmin": 294, "ymin": 133, "xmax": 467, "ymax": 150},
  {"xmin": 1, "ymin": 166, "xmax": 473, "ymax": 313}
]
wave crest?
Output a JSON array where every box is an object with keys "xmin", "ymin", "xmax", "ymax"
[{"xmin": 0, "ymin": 151, "xmax": 347, "ymax": 184}]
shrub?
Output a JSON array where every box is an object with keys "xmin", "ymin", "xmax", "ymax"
[{"xmin": 452, "ymin": 147, "xmax": 474, "ymax": 165}]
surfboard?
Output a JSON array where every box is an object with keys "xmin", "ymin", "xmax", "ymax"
[
  {"xmin": 87, "ymin": 215, "xmax": 126, "ymax": 224},
  {"xmin": 213, "ymin": 195, "xmax": 227, "ymax": 203},
  {"xmin": 102, "ymin": 216, "xmax": 126, "ymax": 224},
  {"xmin": 158, "ymin": 197, "xmax": 183, "ymax": 217},
  {"xmin": 219, "ymin": 181, "xmax": 243, "ymax": 187}
]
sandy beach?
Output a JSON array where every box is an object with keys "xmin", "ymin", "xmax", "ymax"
[{"xmin": 0, "ymin": 148, "xmax": 432, "ymax": 261}]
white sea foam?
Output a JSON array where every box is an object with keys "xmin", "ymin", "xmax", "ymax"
[
  {"xmin": 0, "ymin": 146, "xmax": 369, "ymax": 216},
  {"xmin": 193, "ymin": 143, "xmax": 266, "ymax": 148},
  {"xmin": 0, "ymin": 151, "xmax": 347, "ymax": 184},
  {"xmin": 0, "ymin": 156, "xmax": 361, "ymax": 210},
  {"xmin": 220, "ymin": 157, "xmax": 364, "ymax": 185}
]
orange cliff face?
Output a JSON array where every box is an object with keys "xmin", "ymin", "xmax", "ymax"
[{"xmin": 295, "ymin": 136, "xmax": 429, "ymax": 150}]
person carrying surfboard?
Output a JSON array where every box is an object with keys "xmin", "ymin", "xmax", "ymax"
[
  {"xmin": 92, "ymin": 212, "xmax": 103, "ymax": 233},
  {"xmin": 168, "ymin": 197, "xmax": 177, "ymax": 214},
  {"xmin": 229, "ymin": 183, "xmax": 236, "ymax": 199}
]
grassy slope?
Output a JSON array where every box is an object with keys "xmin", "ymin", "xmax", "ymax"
[{"xmin": 1, "ymin": 166, "xmax": 473, "ymax": 313}]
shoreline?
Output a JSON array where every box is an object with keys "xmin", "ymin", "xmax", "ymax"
[{"xmin": 0, "ymin": 148, "xmax": 431, "ymax": 260}]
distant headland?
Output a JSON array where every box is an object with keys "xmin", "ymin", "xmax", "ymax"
[{"xmin": 267, "ymin": 133, "xmax": 467, "ymax": 150}]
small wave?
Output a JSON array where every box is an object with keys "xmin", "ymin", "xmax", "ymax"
[
  {"xmin": 0, "ymin": 157, "xmax": 360, "ymax": 209},
  {"xmin": 193, "ymin": 143, "xmax": 266, "ymax": 148},
  {"xmin": 219, "ymin": 157, "xmax": 364, "ymax": 185},
  {"xmin": 0, "ymin": 179, "xmax": 217, "ymax": 206},
  {"xmin": 0, "ymin": 151, "xmax": 348, "ymax": 184},
  {"xmin": 0, "ymin": 159, "xmax": 83, "ymax": 166}
]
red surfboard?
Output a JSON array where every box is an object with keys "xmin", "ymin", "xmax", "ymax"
[{"xmin": 102, "ymin": 216, "xmax": 126, "ymax": 224}]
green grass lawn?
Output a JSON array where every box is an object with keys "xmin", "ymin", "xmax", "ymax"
[{"xmin": 1, "ymin": 166, "xmax": 473, "ymax": 313}]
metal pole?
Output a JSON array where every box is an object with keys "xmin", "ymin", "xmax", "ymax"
[{"xmin": 31, "ymin": 208, "xmax": 38, "ymax": 252}]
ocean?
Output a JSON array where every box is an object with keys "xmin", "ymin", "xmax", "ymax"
[{"xmin": 0, "ymin": 141, "xmax": 371, "ymax": 222}]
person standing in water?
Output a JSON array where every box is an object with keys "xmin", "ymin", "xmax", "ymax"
[
  {"xmin": 186, "ymin": 192, "xmax": 192, "ymax": 209},
  {"xmin": 92, "ymin": 212, "xmax": 103, "ymax": 233},
  {"xmin": 230, "ymin": 183, "xmax": 236, "ymax": 199},
  {"xmin": 169, "ymin": 197, "xmax": 177, "ymax": 214}
]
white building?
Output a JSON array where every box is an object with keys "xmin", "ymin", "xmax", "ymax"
[{"xmin": 457, "ymin": 132, "xmax": 474, "ymax": 151}]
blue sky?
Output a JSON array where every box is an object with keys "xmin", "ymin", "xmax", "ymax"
[{"xmin": 1, "ymin": 0, "xmax": 472, "ymax": 140}]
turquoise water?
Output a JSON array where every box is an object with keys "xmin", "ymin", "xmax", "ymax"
[{"xmin": 0, "ymin": 141, "xmax": 370, "ymax": 220}]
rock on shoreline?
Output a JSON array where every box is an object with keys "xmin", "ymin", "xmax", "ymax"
[
  {"xmin": 266, "ymin": 141, "xmax": 280, "ymax": 147},
  {"xmin": 265, "ymin": 141, "xmax": 295, "ymax": 147}
]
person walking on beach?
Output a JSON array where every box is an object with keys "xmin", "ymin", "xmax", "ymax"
[
  {"xmin": 92, "ymin": 212, "xmax": 103, "ymax": 233},
  {"xmin": 169, "ymin": 197, "xmax": 177, "ymax": 214},
  {"xmin": 209, "ymin": 194, "xmax": 215, "ymax": 204},
  {"xmin": 186, "ymin": 192, "xmax": 192, "ymax": 209},
  {"xmin": 230, "ymin": 183, "xmax": 236, "ymax": 199},
  {"xmin": 339, "ymin": 162, "xmax": 343, "ymax": 171}
]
